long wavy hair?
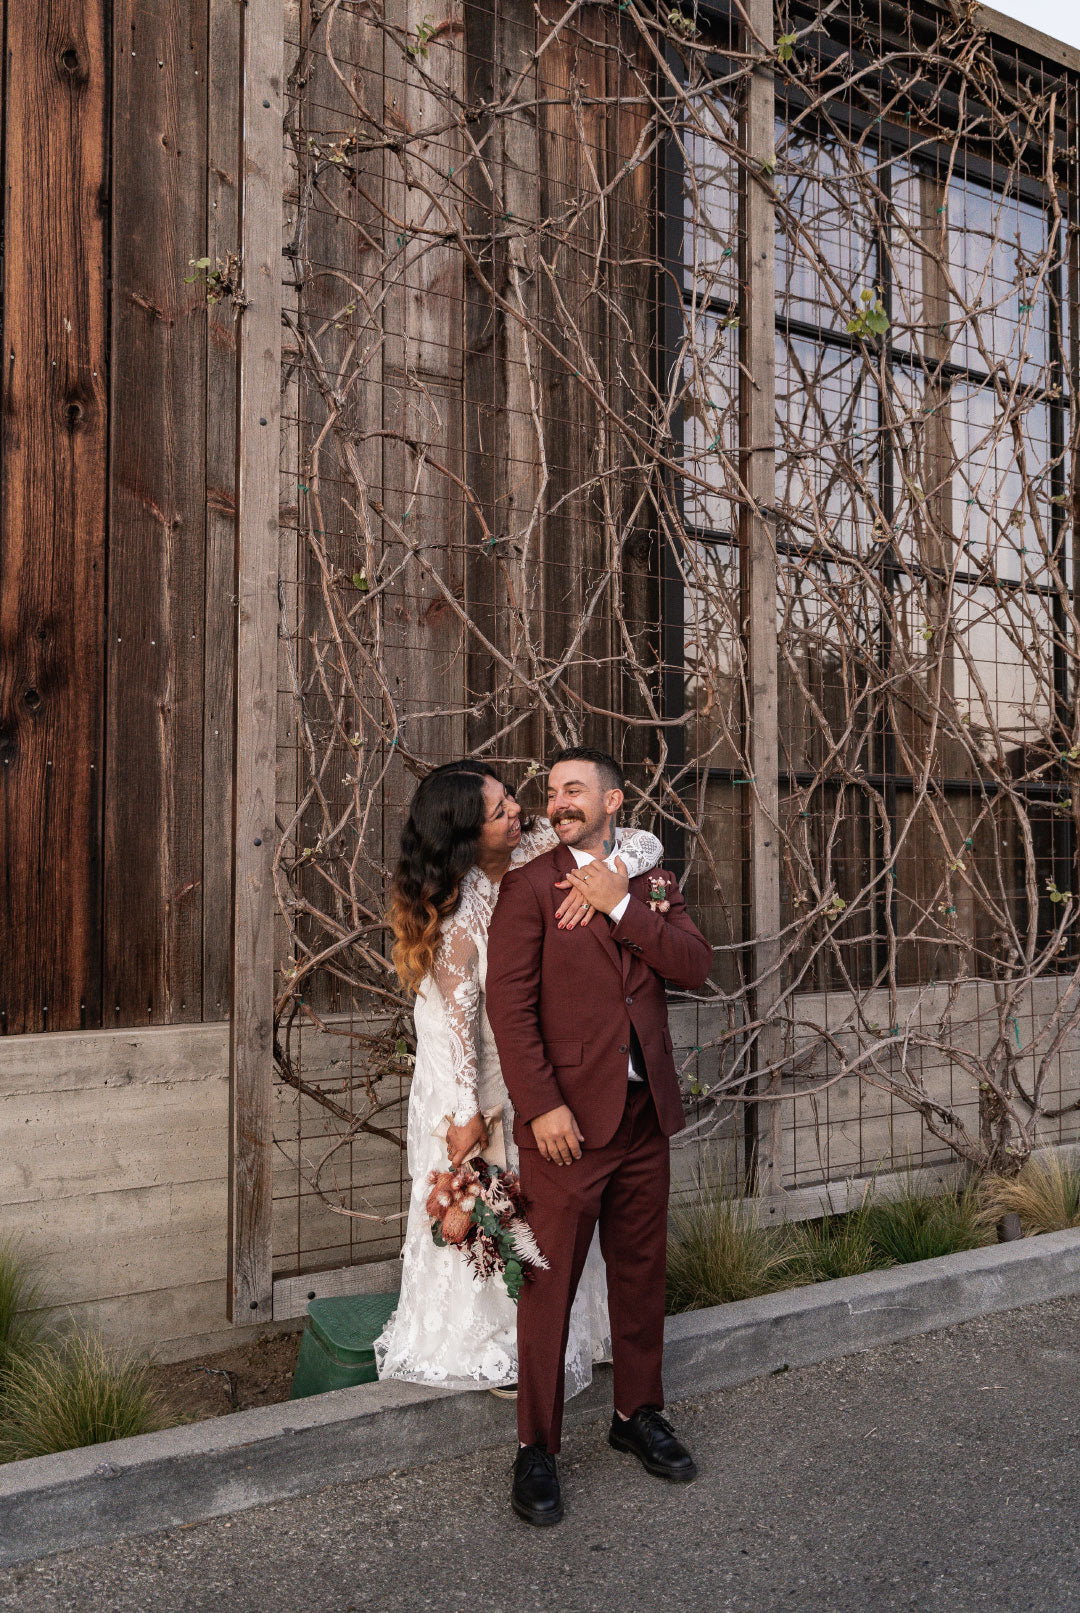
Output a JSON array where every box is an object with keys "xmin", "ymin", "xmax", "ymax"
[{"xmin": 389, "ymin": 761, "xmax": 526, "ymax": 993}]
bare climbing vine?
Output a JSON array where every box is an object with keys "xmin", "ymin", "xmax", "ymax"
[{"xmin": 272, "ymin": 0, "xmax": 1080, "ymax": 1230}]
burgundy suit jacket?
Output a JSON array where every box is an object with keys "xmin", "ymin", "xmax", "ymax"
[{"xmin": 485, "ymin": 844, "xmax": 712, "ymax": 1150}]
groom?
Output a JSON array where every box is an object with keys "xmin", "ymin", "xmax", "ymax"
[{"xmin": 486, "ymin": 747, "xmax": 712, "ymax": 1525}]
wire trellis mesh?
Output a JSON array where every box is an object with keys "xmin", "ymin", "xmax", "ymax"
[{"xmin": 271, "ymin": 0, "xmax": 1080, "ymax": 1278}]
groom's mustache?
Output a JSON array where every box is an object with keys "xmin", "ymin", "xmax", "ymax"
[{"xmin": 550, "ymin": 810, "xmax": 586, "ymax": 826}]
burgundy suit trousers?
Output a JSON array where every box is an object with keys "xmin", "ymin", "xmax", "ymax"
[{"xmin": 516, "ymin": 1083, "xmax": 669, "ymax": 1453}]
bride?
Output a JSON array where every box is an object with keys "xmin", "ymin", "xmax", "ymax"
[{"xmin": 375, "ymin": 759, "xmax": 662, "ymax": 1394}]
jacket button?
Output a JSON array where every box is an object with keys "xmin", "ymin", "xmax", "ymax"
[
  {"xmin": 619, "ymin": 1044, "xmax": 628, "ymax": 1054},
  {"xmin": 625, "ymin": 995, "xmax": 633, "ymax": 1004}
]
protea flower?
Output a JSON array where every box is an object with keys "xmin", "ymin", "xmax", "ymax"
[
  {"xmin": 441, "ymin": 1203, "xmax": 473, "ymax": 1245},
  {"xmin": 425, "ymin": 1171, "xmax": 455, "ymax": 1218}
]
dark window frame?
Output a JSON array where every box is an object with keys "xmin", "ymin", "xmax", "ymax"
[{"xmin": 661, "ymin": 26, "xmax": 1076, "ymax": 971}]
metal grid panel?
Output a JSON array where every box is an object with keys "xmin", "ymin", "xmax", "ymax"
[{"xmin": 267, "ymin": 0, "xmax": 1080, "ymax": 1283}]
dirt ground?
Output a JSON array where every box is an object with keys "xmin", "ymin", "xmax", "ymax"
[{"xmin": 151, "ymin": 1330, "xmax": 304, "ymax": 1424}]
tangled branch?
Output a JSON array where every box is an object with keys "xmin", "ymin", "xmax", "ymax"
[{"xmin": 273, "ymin": 0, "xmax": 1080, "ymax": 1220}]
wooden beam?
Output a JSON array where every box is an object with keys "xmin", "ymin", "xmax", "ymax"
[
  {"xmin": 738, "ymin": 0, "xmax": 783, "ymax": 1194},
  {"xmin": 228, "ymin": 0, "xmax": 284, "ymax": 1323},
  {"xmin": 203, "ymin": 0, "xmax": 244, "ymax": 1022},
  {"xmin": 273, "ymin": 1259, "xmax": 402, "ymax": 1321},
  {"xmin": 973, "ymin": 4, "xmax": 1080, "ymax": 76}
]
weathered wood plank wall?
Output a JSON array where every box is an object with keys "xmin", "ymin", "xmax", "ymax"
[
  {"xmin": 106, "ymin": 0, "xmax": 209, "ymax": 1026},
  {"xmin": 0, "ymin": 4, "xmax": 110, "ymax": 1033},
  {"xmin": 0, "ymin": 0, "xmax": 240, "ymax": 1035}
]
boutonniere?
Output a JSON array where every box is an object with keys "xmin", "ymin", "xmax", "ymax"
[{"xmin": 647, "ymin": 875, "xmax": 671, "ymax": 913}]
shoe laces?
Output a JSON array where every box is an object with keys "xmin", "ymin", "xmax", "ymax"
[
  {"xmin": 518, "ymin": 1443, "xmax": 557, "ymax": 1478},
  {"xmin": 634, "ymin": 1406, "xmax": 675, "ymax": 1439}
]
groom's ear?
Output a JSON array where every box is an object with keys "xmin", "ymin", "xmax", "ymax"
[{"xmin": 604, "ymin": 787, "xmax": 625, "ymax": 816}]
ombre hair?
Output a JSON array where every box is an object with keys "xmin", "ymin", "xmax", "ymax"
[{"xmin": 389, "ymin": 761, "xmax": 519, "ymax": 992}]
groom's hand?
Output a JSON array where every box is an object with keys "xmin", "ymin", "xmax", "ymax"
[
  {"xmin": 530, "ymin": 1104, "xmax": 585, "ymax": 1165},
  {"xmin": 562, "ymin": 855, "xmax": 629, "ymax": 917}
]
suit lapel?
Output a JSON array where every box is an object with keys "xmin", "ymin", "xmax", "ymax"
[
  {"xmin": 553, "ymin": 843, "xmax": 624, "ymax": 978},
  {"xmin": 619, "ymin": 872, "xmax": 652, "ymax": 984}
]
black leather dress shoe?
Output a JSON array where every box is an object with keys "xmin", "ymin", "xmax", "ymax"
[
  {"xmin": 512, "ymin": 1443, "xmax": 563, "ymax": 1525},
  {"xmin": 609, "ymin": 1406, "xmax": 698, "ymax": 1482}
]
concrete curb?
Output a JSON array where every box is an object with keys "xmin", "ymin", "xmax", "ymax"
[{"xmin": 3, "ymin": 1227, "xmax": 1080, "ymax": 1568}]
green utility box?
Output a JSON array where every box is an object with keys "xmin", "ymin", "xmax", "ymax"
[{"xmin": 289, "ymin": 1291, "xmax": 399, "ymax": 1399}]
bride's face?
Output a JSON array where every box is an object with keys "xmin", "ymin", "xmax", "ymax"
[{"xmin": 477, "ymin": 775, "xmax": 522, "ymax": 860}]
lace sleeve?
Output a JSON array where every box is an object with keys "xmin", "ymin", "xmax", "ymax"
[
  {"xmin": 515, "ymin": 816, "xmax": 559, "ymax": 861},
  {"xmin": 615, "ymin": 825, "xmax": 664, "ymax": 877},
  {"xmin": 430, "ymin": 916, "xmax": 482, "ymax": 1126}
]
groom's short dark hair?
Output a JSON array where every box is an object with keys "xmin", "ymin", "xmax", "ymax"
[{"xmin": 548, "ymin": 746, "xmax": 624, "ymax": 794}]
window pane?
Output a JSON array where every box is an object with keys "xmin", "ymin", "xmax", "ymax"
[
  {"xmin": 890, "ymin": 165, "xmax": 1054, "ymax": 382},
  {"xmin": 948, "ymin": 175, "xmax": 1052, "ymax": 379},
  {"xmin": 891, "ymin": 788, "xmax": 1069, "ymax": 985},
  {"xmin": 950, "ymin": 583, "xmax": 1055, "ymax": 770},
  {"xmin": 777, "ymin": 334, "xmax": 879, "ymax": 552},
  {"xmin": 889, "ymin": 160, "xmax": 943, "ymax": 359},
  {"xmin": 776, "ymin": 121, "xmax": 878, "ymax": 333},
  {"xmin": 780, "ymin": 784, "xmax": 876, "ymax": 993},
  {"xmin": 681, "ymin": 310, "xmax": 739, "ymax": 534},
  {"xmin": 778, "ymin": 557, "xmax": 880, "ymax": 777},
  {"xmin": 890, "ymin": 577, "xmax": 1055, "ymax": 774},
  {"xmin": 892, "ymin": 787, "xmax": 979, "ymax": 987},
  {"xmin": 950, "ymin": 382, "xmax": 1061, "ymax": 586},
  {"xmin": 682, "ymin": 98, "xmax": 738, "ymax": 302},
  {"xmin": 887, "ymin": 365, "xmax": 961, "ymax": 573}
]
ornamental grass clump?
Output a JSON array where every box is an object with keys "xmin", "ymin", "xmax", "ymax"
[
  {"xmin": 0, "ymin": 1238, "xmax": 44, "ymax": 1378},
  {"xmin": 666, "ymin": 1188, "xmax": 804, "ymax": 1312},
  {"xmin": 789, "ymin": 1200, "xmax": 890, "ymax": 1283},
  {"xmin": 865, "ymin": 1178, "xmax": 987, "ymax": 1265},
  {"xmin": 979, "ymin": 1152, "xmax": 1080, "ymax": 1236},
  {"xmin": 0, "ymin": 1333, "xmax": 167, "ymax": 1463}
]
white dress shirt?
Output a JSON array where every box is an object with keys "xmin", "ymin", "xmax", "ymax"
[{"xmin": 569, "ymin": 846, "xmax": 642, "ymax": 1082}]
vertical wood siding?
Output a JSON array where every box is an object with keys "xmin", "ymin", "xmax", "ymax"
[
  {"xmin": 0, "ymin": 3, "xmax": 110, "ymax": 1033},
  {"xmin": 104, "ymin": 0, "xmax": 210, "ymax": 1025},
  {"xmin": 0, "ymin": 0, "xmax": 237, "ymax": 1034}
]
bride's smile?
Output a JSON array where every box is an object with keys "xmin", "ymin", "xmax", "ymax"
[{"xmin": 476, "ymin": 776, "xmax": 523, "ymax": 879}]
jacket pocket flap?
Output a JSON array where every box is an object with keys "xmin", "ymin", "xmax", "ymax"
[{"xmin": 546, "ymin": 1040, "xmax": 583, "ymax": 1067}]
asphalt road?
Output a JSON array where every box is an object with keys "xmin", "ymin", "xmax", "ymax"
[{"xmin": 3, "ymin": 1296, "xmax": 1080, "ymax": 1613}]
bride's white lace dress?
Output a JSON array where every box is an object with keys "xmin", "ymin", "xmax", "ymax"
[{"xmin": 374, "ymin": 819, "xmax": 662, "ymax": 1392}]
